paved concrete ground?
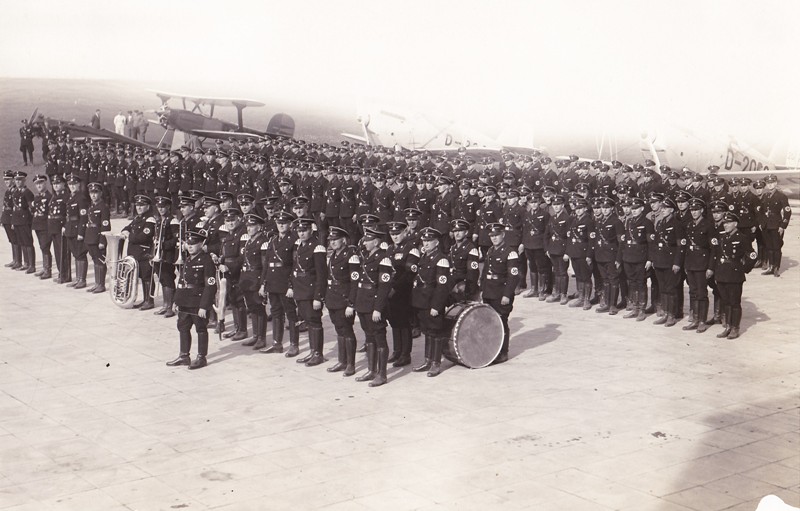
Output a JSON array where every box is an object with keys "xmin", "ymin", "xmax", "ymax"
[{"xmin": 0, "ymin": 218, "xmax": 798, "ymax": 511}]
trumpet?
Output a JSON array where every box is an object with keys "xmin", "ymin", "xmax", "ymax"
[
  {"xmin": 149, "ymin": 216, "xmax": 168, "ymax": 299},
  {"xmin": 175, "ymin": 219, "xmax": 185, "ymax": 266}
]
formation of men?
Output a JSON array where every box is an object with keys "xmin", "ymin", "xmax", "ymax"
[{"xmin": 2, "ymin": 130, "xmax": 793, "ymax": 377}]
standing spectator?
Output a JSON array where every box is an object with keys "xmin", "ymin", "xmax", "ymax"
[
  {"xmin": 125, "ymin": 111, "xmax": 134, "ymax": 137},
  {"xmin": 90, "ymin": 109, "xmax": 101, "ymax": 129},
  {"xmin": 135, "ymin": 111, "xmax": 149, "ymax": 143},
  {"xmin": 130, "ymin": 110, "xmax": 143, "ymax": 140},
  {"xmin": 113, "ymin": 111, "xmax": 126, "ymax": 135},
  {"xmin": 19, "ymin": 119, "xmax": 35, "ymax": 166}
]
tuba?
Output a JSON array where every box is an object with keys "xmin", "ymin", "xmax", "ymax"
[{"xmin": 105, "ymin": 233, "xmax": 139, "ymax": 308}]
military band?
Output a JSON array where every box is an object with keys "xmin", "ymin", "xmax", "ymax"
[{"xmin": 4, "ymin": 135, "xmax": 794, "ymax": 381}]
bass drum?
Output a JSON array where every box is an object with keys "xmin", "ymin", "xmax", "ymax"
[{"xmin": 442, "ymin": 302, "xmax": 504, "ymax": 369}]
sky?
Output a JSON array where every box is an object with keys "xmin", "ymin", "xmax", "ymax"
[{"xmin": 1, "ymin": 0, "xmax": 798, "ymax": 142}]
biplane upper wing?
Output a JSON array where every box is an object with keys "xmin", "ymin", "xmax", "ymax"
[{"xmin": 148, "ymin": 89, "xmax": 265, "ymax": 109}]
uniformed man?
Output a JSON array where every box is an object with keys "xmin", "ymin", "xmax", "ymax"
[
  {"xmin": 475, "ymin": 185, "xmax": 503, "ymax": 257},
  {"xmin": 708, "ymin": 212, "xmax": 758, "ymax": 339},
  {"xmin": 350, "ymin": 226, "xmax": 394, "ymax": 386},
  {"xmin": 448, "ymin": 218, "xmax": 480, "ymax": 303},
  {"xmin": 259, "ymin": 211, "xmax": 300, "ymax": 355},
  {"xmin": 2, "ymin": 170, "xmax": 19, "ymax": 269},
  {"xmin": 591, "ymin": 197, "xmax": 624, "ymax": 314},
  {"xmin": 11, "ymin": 171, "xmax": 35, "ymax": 273},
  {"xmin": 385, "ymin": 220, "xmax": 420, "ymax": 367},
  {"xmin": 47, "ymin": 174, "xmax": 71, "ymax": 283},
  {"xmin": 544, "ymin": 195, "xmax": 570, "ymax": 304},
  {"xmin": 166, "ymin": 228, "xmax": 218, "ymax": 369},
  {"xmin": 288, "ymin": 217, "xmax": 328, "ymax": 365},
  {"xmin": 218, "ymin": 207, "xmax": 248, "ymax": 340},
  {"xmin": 64, "ymin": 175, "xmax": 89, "ymax": 289},
  {"xmin": 565, "ymin": 197, "xmax": 595, "ymax": 309},
  {"xmin": 649, "ymin": 197, "xmax": 686, "ymax": 327},
  {"xmin": 238, "ymin": 214, "xmax": 270, "ymax": 349},
  {"xmin": 151, "ymin": 196, "xmax": 180, "ymax": 317},
  {"xmin": 759, "ymin": 174, "xmax": 791, "ymax": 277},
  {"xmin": 121, "ymin": 195, "xmax": 156, "ymax": 309},
  {"xmin": 324, "ymin": 226, "xmax": 359, "ymax": 376},
  {"xmin": 30, "ymin": 175, "xmax": 53, "ymax": 279},
  {"xmin": 411, "ymin": 227, "xmax": 451, "ymax": 376},
  {"xmin": 84, "ymin": 183, "xmax": 111, "ymax": 293},
  {"xmin": 682, "ymin": 198, "xmax": 714, "ymax": 333},
  {"xmin": 480, "ymin": 222, "xmax": 520, "ymax": 364},
  {"xmin": 621, "ymin": 197, "xmax": 655, "ymax": 321}
]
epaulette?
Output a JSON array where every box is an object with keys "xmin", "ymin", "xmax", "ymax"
[
  {"xmin": 314, "ymin": 245, "xmax": 326, "ymax": 253},
  {"xmin": 436, "ymin": 258, "xmax": 450, "ymax": 268},
  {"xmin": 348, "ymin": 254, "xmax": 360, "ymax": 264},
  {"xmin": 468, "ymin": 248, "xmax": 480, "ymax": 257}
]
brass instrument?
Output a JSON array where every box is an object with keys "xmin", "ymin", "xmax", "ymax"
[
  {"xmin": 105, "ymin": 232, "xmax": 138, "ymax": 308},
  {"xmin": 213, "ymin": 266, "xmax": 228, "ymax": 341},
  {"xmin": 149, "ymin": 216, "xmax": 167, "ymax": 299},
  {"xmin": 175, "ymin": 219, "xmax": 185, "ymax": 266}
]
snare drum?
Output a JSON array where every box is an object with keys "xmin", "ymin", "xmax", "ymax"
[{"xmin": 442, "ymin": 301, "xmax": 503, "ymax": 368}]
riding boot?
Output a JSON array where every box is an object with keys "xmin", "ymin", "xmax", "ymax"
[
  {"xmin": 162, "ymin": 287, "xmax": 175, "ymax": 316},
  {"xmin": 139, "ymin": 278, "xmax": 154, "ymax": 309},
  {"xmin": 560, "ymin": 277, "xmax": 570, "ymax": 305},
  {"xmin": 636, "ymin": 290, "xmax": 648, "ymax": 321},
  {"xmin": 607, "ymin": 284, "xmax": 619, "ymax": 315},
  {"xmin": 413, "ymin": 336, "xmax": 433, "ymax": 372},
  {"xmin": 546, "ymin": 276, "xmax": 561, "ymax": 303},
  {"xmin": 761, "ymin": 250, "xmax": 774, "ymax": 274},
  {"xmin": 708, "ymin": 297, "xmax": 720, "ymax": 325},
  {"xmin": 305, "ymin": 327, "xmax": 326, "ymax": 366},
  {"xmin": 40, "ymin": 253, "xmax": 52, "ymax": 280},
  {"xmin": 189, "ymin": 332, "xmax": 208, "ymax": 369},
  {"xmin": 717, "ymin": 306, "xmax": 732, "ymax": 338},
  {"xmin": 5, "ymin": 244, "xmax": 21, "ymax": 268},
  {"xmin": 327, "ymin": 336, "xmax": 347, "ymax": 372},
  {"xmin": 357, "ymin": 341, "xmax": 367, "ymax": 353},
  {"xmin": 34, "ymin": 254, "xmax": 44, "ymax": 276},
  {"xmin": 388, "ymin": 328, "xmax": 402, "ymax": 364},
  {"xmin": 343, "ymin": 337, "xmax": 356, "ymax": 376},
  {"xmin": 73, "ymin": 260, "xmax": 88, "ymax": 289},
  {"xmin": 596, "ymin": 283, "xmax": 611, "ymax": 313},
  {"xmin": 569, "ymin": 281, "xmax": 584, "ymax": 308},
  {"xmin": 243, "ymin": 314, "xmax": 259, "ymax": 346},
  {"xmin": 683, "ymin": 298, "xmax": 699, "ymax": 330},
  {"xmin": 17, "ymin": 245, "xmax": 29, "ymax": 271},
  {"xmin": 85, "ymin": 262, "xmax": 98, "ymax": 292},
  {"xmin": 427, "ymin": 337, "xmax": 444, "ymax": 377},
  {"xmin": 538, "ymin": 273, "xmax": 549, "ymax": 301},
  {"xmin": 694, "ymin": 300, "xmax": 709, "ymax": 333},
  {"xmin": 297, "ymin": 325, "xmax": 315, "ymax": 363},
  {"xmin": 25, "ymin": 247, "xmax": 36, "ymax": 274},
  {"xmin": 665, "ymin": 295, "xmax": 677, "ymax": 327},
  {"xmin": 675, "ymin": 287, "xmax": 684, "ymax": 319},
  {"xmin": 582, "ymin": 281, "xmax": 593, "ymax": 310},
  {"xmin": 261, "ymin": 315, "xmax": 285, "ymax": 353},
  {"xmin": 369, "ymin": 347, "xmax": 388, "ymax": 387},
  {"xmin": 623, "ymin": 290, "xmax": 639, "ymax": 319},
  {"xmin": 654, "ymin": 294, "xmax": 668, "ymax": 325},
  {"xmin": 773, "ymin": 251, "xmax": 782, "ymax": 277},
  {"xmin": 252, "ymin": 316, "xmax": 267, "ymax": 350},
  {"xmin": 393, "ymin": 328, "xmax": 412, "ymax": 367},
  {"xmin": 727, "ymin": 307, "xmax": 742, "ymax": 339},
  {"xmin": 232, "ymin": 308, "xmax": 249, "ymax": 341},
  {"xmin": 284, "ymin": 320, "xmax": 300, "ymax": 357},
  {"xmin": 523, "ymin": 273, "xmax": 539, "ymax": 298},
  {"xmin": 356, "ymin": 344, "xmax": 377, "ymax": 382},
  {"xmin": 223, "ymin": 305, "xmax": 239, "ymax": 338}
]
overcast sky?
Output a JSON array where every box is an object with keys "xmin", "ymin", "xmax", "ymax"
[{"xmin": 1, "ymin": 0, "xmax": 797, "ymax": 140}]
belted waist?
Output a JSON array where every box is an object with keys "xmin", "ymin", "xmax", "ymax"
[
  {"xmin": 177, "ymin": 283, "xmax": 201, "ymax": 289},
  {"xmin": 293, "ymin": 269, "xmax": 312, "ymax": 277},
  {"xmin": 268, "ymin": 262, "xmax": 283, "ymax": 268},
  {"xmin": 485, "ymin": 273, "xmax": 502, "ymax": 280},
  {"xmin": 358, "ymin": 282, "xmax": 374, "ymax": 289}
]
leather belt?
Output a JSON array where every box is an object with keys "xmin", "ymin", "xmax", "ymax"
[
  {"xmin": 293, "ymin": 270, "xmax": 311, "ymax": 276},
  {"xmin": 358, "ymin": 282, "xmax": 374, "ymax": 289},
  {"xmin": 485, "ymin": 274, "xmax": 502, "ymax": 280},
  {"xmin": 268, "ymin": 262, "xmax": 283, "ymax": 267},
  {"xmin": 177, "ymin": 283, "xmax": 201, "ymax": 289}
]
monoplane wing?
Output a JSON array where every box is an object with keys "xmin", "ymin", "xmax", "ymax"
[{"xmin": 43, "ymin": 118, "xmax": 152, "ymax": 148}]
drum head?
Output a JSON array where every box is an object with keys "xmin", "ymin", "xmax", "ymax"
[{"xmin": 449, "ymin": 303, "xmax": 504, "ymax": 368}]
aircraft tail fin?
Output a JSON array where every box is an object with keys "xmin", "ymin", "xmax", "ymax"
[{"xmin": 266, "ymin": 113, "xmax": 295, "ymax": 138}]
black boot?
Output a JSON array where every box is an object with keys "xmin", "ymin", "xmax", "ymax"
[
  {"xmin": 665, "ymin": 295, "xmax": 677, "ymax": 327},
  {"xmin": 392, "ymin": 328, "xmax": 412, "ymax": 367},
  {"xmin": 582, "ymin": 281, "xmax": 593, "ymax": 310},
  {"xmin": 569, "ymin": 282, "xmax": 584, "ymax": 308},
  {"xmin": 297, "ymin": 325, "xmax": 315, "ymax": 363},
  {"xmin": 636, "ymin": 291, "xmax": 648, "ymax": 321},
  {"xmin": 162, "ymin": 287, "xmax": 175, "ymax": 316},
  {"xmin": 73, "ymin": 260, "xmax": 88, "ymax": 289},
  {"xmin": 18, "ymin": 245, "xmax": 31, "ymax": 272},
  {"xmin": 623, "ymin": 290, "xmax": 639, "ymax": 319},
  {"xmin": 168, "ymin": 331, "xmax": 192, "ymax": 366},
  {"xmin": 653, "ymin": 293, "xmax": 668, "ymax": 325},
  {"xmin": 596, "ymin": 283, "xmax": 611, "ymax": 313},
  {"xmin": 261, "ymin": 315, "xmax": 285, "ymax": 353},
  {"xmin": 343, "ymin": 337, "xmax": 356, "ymax": 377},
  {"xmin": 243, "ymin": 313, "xmax": 259, "ymax": 346},
  {"xmin": 708, "ymin": 297, "xmax": 720, "ymax": 325},
  {"xmin": 252, "ymin": 316, "xmax": 267, "ymax": 350},
  {"xmin": 356, "ymin": 344, "xmax": 377, "ymax": 382},
  {"xmin": 716, "ymin": 306, "xmax": 732, "ymax": 338},
  {"xmin": 762, "ymin": 250, "xmax": 775, "ymax": 275},
  {"xmin": 773, "ymin": 251, "xmax": 782, "ymax": 277},
  {"xmin": 92, "ymin": 263, "xmax": 107, "ymax": 293},
  {"xmin": 546, "ymin": 276, "xmax": 561, "ymax": 303},
  {"xmin": 5, "ymin": 244, "xmax": 21, "ymax": 268},
  {"xmin": 369, "ymin": 347, "xmax": 389, "ymax": 387},
  {"xmin": 166, "ymin": 353, "xmax": 191, "ymax": 366},
  {"xmin": 233, "ymin": 308, "xmax": 250, "ymax": 341},
  {"xmin": 305, "ymin": 327, "xmax": 326, "ymax": 366},
  {"xmin": 413, "ymin": 336, "xmax": 433, "ymax": 372},
  {"xmin": 284, "ymin": 320, "xmax": 300, "ymax": 357},
  {"xmin": 223, "ymin": 305, "xmax": 239, "ymax": 338},
  {"xmin": 40, "ymin": 253, "xmax": 52, "ymax": 280},
  {"xmin": 25, "ymin": 247, "xmax": 36, "ymax": 274},
  {"xmin": 683, "ymin": 298, "xmax": 699, "ymax": 330},
  {"xmin": 427, "ymin": 337, "xmax": 444, "ymax": 377},
  {"xmin": 696, "ymin": 300, "xmax": 710, "ymax": 333},
  {"xmin": 538, "ymin": 273, "xmax": 549, "ymax": 301},
  {"xmin": 522, "ymin": 273, "xmax": 539, "ymax": 298},
  {"xmin": 607, "ymin": 284, "xmax": 620, "ymax": 315},
  {"xmin": 327, "ymin": 336, "xmax": 347, "ymax": 372},
  {"xmin": 727, "ymin": 307, "xmax": 742, "ymax": 339}
]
